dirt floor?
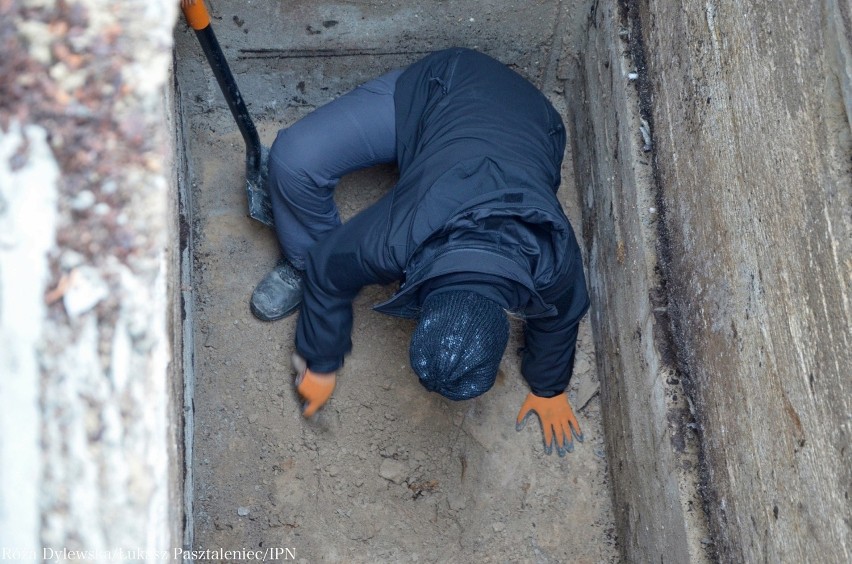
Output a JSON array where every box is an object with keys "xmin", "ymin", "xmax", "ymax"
[{"xmin": 175, "ymin": 1, "xmax": 619, "ymax": 561}]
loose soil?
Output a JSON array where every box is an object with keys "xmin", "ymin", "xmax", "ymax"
[{"xmin": 175, "ymin": 1, "xmax": 619, "ymax": 561}]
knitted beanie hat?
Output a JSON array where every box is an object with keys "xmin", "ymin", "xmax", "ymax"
[{"xmin": 409, "ymin": 290, "xmax": 509, "ymax": 400}]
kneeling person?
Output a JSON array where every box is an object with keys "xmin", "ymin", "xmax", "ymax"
[{"xmin": 252, "ymin": 48, "xmax": 590, "ymax": 457}]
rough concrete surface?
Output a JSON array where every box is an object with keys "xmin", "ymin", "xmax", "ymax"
[
  {"xmin": 1, "ymin": 0, "xmax": 181, "ymax": 556},
  {"xmin": 175, "ymin": 0, "xmax": 619, "ymax": 561},
  {"xmin": 636, "ymin": 0, "xmax": 851, "ymax": 562},
  {"xmin": 567, "ymin": 2, "xmax": 712, "ymax": 563},
  {"xmin": 0, "ymin": 122, "xmax": 58, "ymax": 557}
]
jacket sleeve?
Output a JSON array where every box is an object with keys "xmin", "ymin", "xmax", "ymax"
[
  {"xmin": 295, "ymin": 194, "xmax": 402, "ymax": 373},
  {"xmin": 521, "ymin": 263, "xmax": 590, "ymax": 397}
]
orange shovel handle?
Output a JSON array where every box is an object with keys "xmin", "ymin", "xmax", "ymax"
[{"xmin": 181, "ymin": 0, "xmax": 210, "ymax": 31}]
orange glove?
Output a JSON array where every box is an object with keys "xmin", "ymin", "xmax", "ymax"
[
  {"xmin": 292, "ymin": 353, "xmax": 336, "ymax": 417},
  {"xmin": 516, "ymin": 392, "xmax": 583, "ymax": 457}
]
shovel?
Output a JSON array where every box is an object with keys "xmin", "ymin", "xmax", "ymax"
[{"xmin": 181, "ymin": 0, "xmax": 274, "ymax": 227}]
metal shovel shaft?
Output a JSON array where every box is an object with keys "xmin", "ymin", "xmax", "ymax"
[{"xmin": 181, "ymin": 0, "xmax": 274, "ymax": 227}]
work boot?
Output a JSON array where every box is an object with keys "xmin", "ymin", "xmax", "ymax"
[{"xmin": 250, "ymin": 259, "xmax": 304, "ymax": 321}]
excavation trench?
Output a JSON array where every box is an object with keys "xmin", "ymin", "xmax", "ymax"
[
  {"xmin": 174, "ymin": 0, "xmax": 699, "ymax": 561},
  {"xmin": 2, "ymin": 0, "xmax": 845, "ymax": 559}
]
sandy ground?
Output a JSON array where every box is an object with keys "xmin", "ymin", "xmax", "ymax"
[{"xmin": 175, "ymin": 1, "xmax": 619, "ymax": 561}]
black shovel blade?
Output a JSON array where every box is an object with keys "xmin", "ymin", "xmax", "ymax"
[
  {"xmin": 246, "ymin": 177, "xmax": 274, "ymax": 227},
  {"xmin": 245, "ymin": 144, "xmax": 274, "ymax": 227}
]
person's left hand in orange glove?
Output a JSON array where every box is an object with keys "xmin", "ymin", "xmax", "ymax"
[
  {"xmin": 291, "ymin": 353, "xmax": 336, "ymax": 417},
  {"xmin": 516, "ymin": 391, "xmax": 583, "ymax": 457}
]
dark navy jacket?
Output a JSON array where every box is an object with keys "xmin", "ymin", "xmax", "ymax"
[{"xmin": 296, "ymin": 48, "xmax": 589, "ymax": 397}]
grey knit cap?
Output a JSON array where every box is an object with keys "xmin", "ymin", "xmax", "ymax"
[{"xmin": 410, "ymin": 290, "xmax": 509, "ymax": 400}]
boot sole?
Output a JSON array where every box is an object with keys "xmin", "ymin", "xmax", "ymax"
[{"xmin": 249, "ymin": 300, "xmax": 301, "ymax": 322}]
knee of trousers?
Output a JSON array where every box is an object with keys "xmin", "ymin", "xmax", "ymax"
[{"xmin": 267, "ymin": 128, "xmax": 335, "ymax": 208}]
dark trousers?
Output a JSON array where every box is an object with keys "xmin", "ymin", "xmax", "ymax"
[{"xmin": 267, "ymin": 68, "xmax": 403, "ymax": 269}]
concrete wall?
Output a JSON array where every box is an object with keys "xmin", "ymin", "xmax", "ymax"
[
  {"xmin": 636, "ymin": 0, "xmax": 852, "ymax": 561},
  {"xmin": 0, "ymin": 0, "xmax": 182, "ymax": 556},
  {"xmin": 567, "ymin": 2, "xmax": 713, "ymax": 562},
  {"xmin": 574, "ymin": 0, "xmax": 851, "ymax": 561}
]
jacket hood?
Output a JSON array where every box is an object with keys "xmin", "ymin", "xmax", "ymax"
[{"xmin": 374, "ymin": 190, "xmax": 577, "ymax": 318}]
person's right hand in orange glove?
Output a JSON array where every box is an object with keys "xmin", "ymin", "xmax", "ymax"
[
  {"xmin": 516, "ymin": 391, "xmax": 583, "ymax": 457},
  {"xmin": 291, "ymin": 353, "xmax": 336, "ymax": 417}
]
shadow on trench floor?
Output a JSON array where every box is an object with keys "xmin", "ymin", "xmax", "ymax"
[{"xmin": 175, "ymin": 1, "xmax": 618, "ymax": 561}]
